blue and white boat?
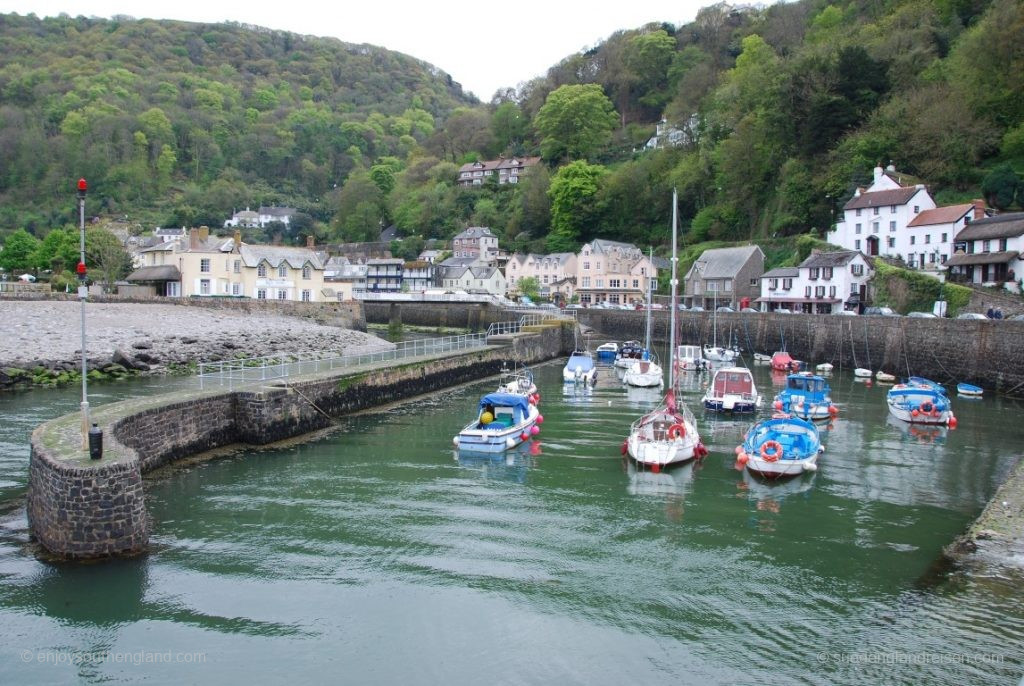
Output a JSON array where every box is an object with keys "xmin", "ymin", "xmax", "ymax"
[
  {"xmin": 703, "ymin": 366, "xmax": 759, "ymax": 413},
  {"xmin": 886, "ymin": 377, "xmax": 957, "ymax": 426},
  {"xmin": 614, "ymin": 341, "xmax": 646, "ymax": 369},
  {"xmin": 563, "ymin": 350, "xmax": 597, "ymax": 384},
  {"xmin": 957, "ymin": 382, "xmax": 983, "ymax": 398},
  {"xmin": 453, "ymin": 392, "xmax": 541, "ymax": 453},
  {"xmin": 736, "ymin": 415, "xmax": 823, "ymax": 478},
  {"xmin": 772, "ymin": 372, "xmax": 839, "ymax": 421},
  {"xmin": 595, "ymin": 341, "xmax": 619, "ymax": 362}
]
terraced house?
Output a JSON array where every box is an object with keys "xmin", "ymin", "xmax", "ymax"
[
  {"xmin": 126, "ymin": 227, "xmax": 326, "ymax": 301},
  {"xmin": 575, "ymin": 239, "xmax": 657, "ymax": 306},
  {"xmin": 506, "ymin": 252, "xmax": 578, "ymax": 301}
]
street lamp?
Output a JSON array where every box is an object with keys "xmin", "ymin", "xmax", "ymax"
[{"xmin": 77, "ymin": 178, "xmax": 90, "ymax": 450}]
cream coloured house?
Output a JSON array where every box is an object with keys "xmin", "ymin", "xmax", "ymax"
[
  {"xmin": 506, "ymin": 252, "xmax": 578, "ymax": 300},
  {"xmin": 575, "ymin": 239, "xmax": 657, "ymax": 306},
  {"xmin": 126, "ymin": 227, "xmax": 326, "ymax": 301},
  {"xmin": 442, "ymin": 265, "xmax": 507, "ymax": 297}
]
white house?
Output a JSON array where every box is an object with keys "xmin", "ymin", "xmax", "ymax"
[
  {"xmin": 947, "ymin": 212, "xmax": 1024, "ymax": 286},
  {"xmin": 905, "ymin": 201, "xmax": 988, "ymax": 271},
  {"xmin": 224, "ymin": 206, "xmax": 297, "ymax": 229},
  {"xmin": 442, "ymin": 265, "xmax": 507, "ymax": 296},
  {"xmin": 575, "ymin": 239, "xmax": 658, "ymax": 306},
  {"xmin": 757, "ymin": 250, "xmax": 873, "ymax": 314},
  {"xmin": 827, "ymin": 165, "xmax": 938, "ymax": 263}
]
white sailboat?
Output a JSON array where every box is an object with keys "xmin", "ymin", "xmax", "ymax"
[
  {"xmin": 623, "ymin": 258, "xmax": 664, "ymax": 388},
  {"xmin": 624, "ymin": 190, "xmax": 707, "ymax": 470},
  {"xmin": 703, "ymin": 291, "xmax": 738, "ymax": 364}
]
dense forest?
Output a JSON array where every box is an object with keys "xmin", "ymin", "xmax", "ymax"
[{"xmin": 0, "ymin": 0, "xmax": 1022, "ymax": 262}]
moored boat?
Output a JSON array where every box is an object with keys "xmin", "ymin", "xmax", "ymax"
[
  {"xmin": 623, "ymin": 353, "xmax": 664, "ymax": 388},
  {"xmin": 886, "ymin": 379, "xmax": 957, "ymax": 426},
  {"xmin": 703, "ymin": 366, "xmax": 759, "ymax": 413},
  {"xmin": 815, "ymin": 362, "xmax": 834, "ymax": 373},
  {"xmin": 957, "ymin": 382, "xmax": 983, "ymax": 397},
  {"xmin": 453, "ymin": 392, "xmax": 542, "ymax": 453},
  {"xmin": 563, "ymin": 350, "xmax": 597, "ymax": 384},
  {"xmin": 675, "ymin": 344, "xmax": 706, "ymax": 372},
  {"xmin": 753, "ymin": 352, "xmax": 772, "ymax": 364},
  {"xmin": 496, "ymin": 364, "xmax": 538, "ymax": 398},
  {"xmin": 875, "ymin": 371, "xmax": 896, "ymax": 382},
  {"xmin": 736, "ymin": 415, "xmax": 824, "ymax": 478},
  {"xmin": 772, "ymin": 372, "xmax": 839, "ymax": 421},
  {"xmin": 614, "ymin": 341, "xmax": 645, "ymax": 369},
  {"xmin": 770, "ymin": 351, "xmax": 801, "ymax": 372},
  {"xmin": 853, "ymin": 368, "xmax": 873, "ymax": 378},
  {"xmin": 595, "ymin": 341, "xmax": 619, "ymax": 363}
]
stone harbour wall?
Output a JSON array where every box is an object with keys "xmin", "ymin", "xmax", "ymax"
[{"xmin": 27, "ymin": 324, "xmax": 567, "ymax": 560}]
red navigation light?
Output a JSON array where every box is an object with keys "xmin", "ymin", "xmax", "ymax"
[
  {"xmin": 77, "ymin": 178, "xmax": 87, "ymax": 192},
  {"xmin": 77, "ymin": 262, "xmax": 87, "ymax": 276}
]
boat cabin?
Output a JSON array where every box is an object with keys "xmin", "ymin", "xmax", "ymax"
[
  {"xmin": 712, "ymin": 370, "xmax": 755, "ymax": 397},
  {"xmin": 786, "ymin": 374, "xmax": 827, "ymax": 394},
  {"xmin": 477, "ymin": 392, "xmax": 530, "ymax": 429}
]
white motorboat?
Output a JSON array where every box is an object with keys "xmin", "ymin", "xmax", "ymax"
[
  {"xmin": 854, "ymin": 368, "xmax": 873, "ymax": 378},
  {"xmin": 675, "ymin": 344, "xmax": 706, "ymax": 372},
  {"xmin": 622, "ymin": 354, "xmax": 664, "ymax": 388},
  {"xmin": 563, "ymin": 350, "xmax": 597, "ymax": 385},
  {"xmin": 454, "ymin": 392, "xmax": 541, "ymax": 453},
  {"xmin": 703, "ymin": 366, "xmax": 759, "ymax": 413}
]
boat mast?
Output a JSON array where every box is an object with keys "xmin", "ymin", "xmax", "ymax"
[
  {"xmin": 669, "ymin": 189, "xmax": 678, "ymax": 390},
  {"xmin": 645, "ymin": 247, "xmax": 653, "ymax": 355}
]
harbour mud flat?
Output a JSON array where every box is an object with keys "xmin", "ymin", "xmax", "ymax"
[{"xmin": 0, "ymin": 301, "xmax": 389, "ymax": 389}]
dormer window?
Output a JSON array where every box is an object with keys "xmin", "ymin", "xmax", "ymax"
[{"xmin": 258, "ymin": 264, "xmax": 267, "ymax": 278}]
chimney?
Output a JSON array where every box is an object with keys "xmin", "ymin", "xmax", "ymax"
[
  {"xmin": 873, "ymin": 165, "xmax": 883, "ymax": 183},
  {"xmin": 306, "ymin": 234, "xmax": 315, "ymax": 249},
  {"xmin": 198, "ymin": 225, "xmax": 209, "ymax": 241},
  {"xmin": 189, "ymin": 228, "xmax": 200, "ymax": 250},
  {"xmin": 972, "ymin": 199, "xmax": 986, "ymax": 220},
  {"xmin": 234, "ymin": 229, "xmax": 242, "ymax": 250}
]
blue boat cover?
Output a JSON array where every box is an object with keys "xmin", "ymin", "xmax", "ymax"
[
  {"xmin": 479, "ymin": 393, "xmax": 531, "ymax": 413},
  {"xmin": 566, "ymin": 352, "xmax": 595, "ymax": 372}
]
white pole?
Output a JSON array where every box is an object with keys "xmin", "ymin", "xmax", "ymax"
[{"xmin": 669, "ymin": 188, "xmax": 678, "ymax": 391}]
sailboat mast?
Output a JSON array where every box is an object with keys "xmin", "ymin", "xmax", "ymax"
[
  {"xmin": 645, "ymin": 247, "xmax": 653, "ymax": 353},
  {"xmin": 669, "ymin": 189, "xmax": 678, "ymax": 390}
]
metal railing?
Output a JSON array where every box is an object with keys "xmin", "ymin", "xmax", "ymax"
[
  {"xmin": 197, "ymin": 333, "xmax": 487, "ymax": 389},
  {"xmin": 485, "ymin": 311, "xmax": 574, "ymax": 338}
]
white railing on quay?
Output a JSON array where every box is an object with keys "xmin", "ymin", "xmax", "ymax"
[{"xmin": 197, "ymin": 332, "xmax": 487, "ymax": 390}]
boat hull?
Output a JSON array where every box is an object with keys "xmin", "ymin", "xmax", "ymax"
[
  {"xmin": 627, "ymin": 435, "xmax": 698, "ymax": 467},
  {"xmin": 703, "ymin": 398, "xmax": 757, "ymax": 413},
  {"xmin": 454, "ymin": 410, "xmax": 539, "ymax": 453},
  {"xmin": 563, "ymin": 368, "xmax": 597, "ymax": 384},
  {"xmin": 745, "ymin": 453, "xmax": 819, "ymax": 478},
  {"xmin": 886, "ymin": 403, "xmax": 952, "ymax": 425},
  {"xmin": 957, "ymin": 383, "xmax": 982, "ymax": 397}
]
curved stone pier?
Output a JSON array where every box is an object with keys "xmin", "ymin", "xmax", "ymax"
[{"xmin": 28, "ymin": 324, "xmax": 567, "ymax": 559}]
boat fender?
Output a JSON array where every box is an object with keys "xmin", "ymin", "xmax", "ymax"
[
  {"xmin": 668, "ymin": 423, "xmax": 686, "ymax": 440},
  {"xmin": 760, "ymin": 440, "xmax": 783, "ymax": 462},
  {"xmin": 803, "ymin": 462, "xmax": 818, "ymax": 472},
  {"xmin": 621, "ymin": 440, "xmax": 629, "ymax": 456},
  {"xmin": 507, "ymin": 437, "xmax": 517, "ymax": 448},
  {"xmin": 911, "ymin": 409, "xmax": 920, "ymax": 417},
  {"xmin": 828, "ymin": 405, "xmax": 839, "ymax": 416},
  {"xmin": 530, "ymin": 425, "xmax": 540, "ymax": 436},
  {"xmin": 453, "ymin": 436, "xmax": 460, "ymax": 446},
  {"xmin": 948, "ymin": 415, "xmax": 958, "ymax": 429},
  {"xmin": 737, "ymin": 453, "xmax": 749, "ymax": 466}
]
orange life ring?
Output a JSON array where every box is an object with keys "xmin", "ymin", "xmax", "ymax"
[
  {"xmin": 920, "ymin": 400, "xmax": 934, "ymax": 414},
  {"xmin": 760, "ymin": 440, "xmax": 783, "ymax": 462},
  {"xmin": 667, "ymin": 423, "xmax": 686, "ymax": 440}
]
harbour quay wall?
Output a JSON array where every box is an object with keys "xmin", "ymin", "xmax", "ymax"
[
  {"xmin": 363, "ymin": 301, "xmax": 515, "ymax": 331},
  {"xmin": 576, "ymin": 310, "xmax": 1024, "ymax": 396},
  {"xmin": 27, "ymin": 325, "xmax": 565, "ymax": 560}
]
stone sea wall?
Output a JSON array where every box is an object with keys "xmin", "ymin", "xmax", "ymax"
[{"xmin": 27, "ymin": 324, "xmax": 565, "ymax": 560}]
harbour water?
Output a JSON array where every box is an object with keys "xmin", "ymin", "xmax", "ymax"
[{"xmin": 0, "ymin": 361, "xmax": 1022, "ymax": 684}]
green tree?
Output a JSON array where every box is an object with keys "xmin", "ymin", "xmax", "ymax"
[
  {"xmin": 981, "ymin": 163, "xmax": 1022, "ymax": 210},
  {"xmin": 534, "ymin": 84, "xmax": 619, "ymax": 162},
  {"xmin": 517, "ymin": 276, "xmax": 540, "ymax": 301},
  {"xmin": 85, "ymin": 227, "xmax": 132, "ymax": 292},
  {"xmin": 0, "ymin": 229, "xmax": 42, "ymax": 274},
  {"xmin": 546, "ymin": 161, "xmax": 607, "ymax": 252}
]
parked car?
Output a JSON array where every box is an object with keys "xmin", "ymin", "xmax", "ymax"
[
  {"xmin": 956, "ymin": 312, "xmax": 988, "ymax": 320},
  {"xmin": 740, "ymin": 307, "xmax": 760, "ymax": 314},
  {"xmin": 906, "ymin": 311, "xmax": 937, "ymax": 318},
  {"xmin": 716, "ymin": 306, "xmax": 735, "ymax": 313},
  {"xmin": 1009, "ymin": 314, "xmax": 1024, "ymax": 321},
  {"xmin": 864, "ymin": 306, "xmax": 900, "ymax": 316},
  {"xmin": 689, "ymin": 306, "xmax": 705, "ymax": 312},
  {"xmin": 677, "ymin": 304, "xmax": 689, "ymax": 311},
  {"xmin": 833, "ymin": 309, "xmax": 858, "ymax": 316},
  {"xmin": 774, "ymin": 308, "xmax": 793, "ymax": 314}
]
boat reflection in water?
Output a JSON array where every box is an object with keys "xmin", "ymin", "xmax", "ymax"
[
  {"xmin": 625, "ymin": 459, "xmax": 698, "ymax": 521},
  {"xmin": 885, "ymin": 415, "xmax": 948, "ymax": 445},
  {"xmin": 455, "ymin": 440, "xmax": 542, "ymax": 482},
  {"xmin": 738, "ymin": 469, "xmax": 817, "ymax": 521},
  {"xmin": 623, "ymin": 383, "xmax": 663, "ymax": 407}
]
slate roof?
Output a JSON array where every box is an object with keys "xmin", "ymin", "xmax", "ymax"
[
  {"xmin": 239, "ymin": 244, "xmax": 324, "ymax": 269},
  {"xmin": 799, "ymin": 251, "xmax": 863, "ymax": 269},
  {"xmin": 954, "ymin": 213, "xmax": 1024, "ymax": 241},
  {"xmin": 453, "ymin": 226, "xmax": 496, "ymax": 240},
  {"xmin": 125, "ymin": 265, "xmax": 182, "ymax": 281},
  {"xmin": 686, "ymin": 245, "xmax": 763, "ymax": 280},
  {"xmin": 761, "ymin": 267, "xmax": 799, "ymax": 278},
  {"xmin": 907, "ymin": 204, "xmax": 974, "ymax": 228},
  {"xmin": 844, "ymin": 187, "xmax": 921, "ymax": 210},
  {"xmin": 945, "ymin": 250, "xmax": 1019, "ymax": 266}
]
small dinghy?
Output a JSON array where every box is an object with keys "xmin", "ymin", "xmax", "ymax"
[
  {"xmin": 854, "ymin": 368, "xmax": 873, "ymax": 378},
  {"xmin": 815, "ymin": 362, "xmax": 834, "ymax": 373},
  {"xmin": 753, "ymin": 353, "xmax": 772, "ymax": 364},
  {"xmin": 875, "ymin": 371, "xmax": 896, "ymax": 382},
  {"xmin": 956, "ymin": 382, "xmax": 983, "ymax": 397},
  {"xmin": 736, "ymin": 415, "xmax": 824, "ymax": 478}
]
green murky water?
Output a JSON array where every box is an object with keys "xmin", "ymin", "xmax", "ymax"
[{"xmin": 0, "ymin": 362, "xmax": 1022, "ymax": 684}]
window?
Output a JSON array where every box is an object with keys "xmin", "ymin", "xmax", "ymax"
[
  {"xmin": 277, "ymin": 289, "xmax": 287, "ymax": 300},
  {"xmin": 925, "ymin": 234, "xmax": 931, "ymax": 244},
  {"xmin": 582, "ymin": 277, "xmax": 591, "ymax": 287},
  {"xmin": 856, "ymin": 209, "xmax": 862, "ymax": 217},
  {"xmin": 873, "ymin": 207, "xmax": 879, "ymax": 216},
  {"xmin": 782, "ymin": 278, "xmax": 793, "ymax": 290},
  {"xmin": 889, "ymin": 221, "xmax": 896, "ymax": 232},
  {"xmin": 887, "ymin": 237, "xmax": 895, "ymax": 248},
  {"xmin": 232, "ymin": 283, "xmax": 240, "ymax": 296},
  {"xmin": 596, "ymin": 279, "xmax": 604, "ymax": 287},
  {"xmin": 815, "ymin": 286, "xmax": 825, "ymax": 297},
  {"xmin": 890, "ymin": 205, "xmax": 897, "ymax": 214},
  {"xmin": 609, "ymin": 279, "xmax": 621, "ymax": 288},
  {"xmin": 302, "ymin": 266, "xmax": 311, "ymax": 280},
  {"xmin": 584, "ymin": 262, "xmax": 590, "ymax": 270},
  {"xmin": 941, "ymin": 233, "xmax": 948, "ymax": 243},
  {"xmin": 200, "ymin": 258, "xmax": 210, "ymax": 273},
  {"xmin": 257, "ymin": 289, "xmax": 266, "ymax": 300},
  {"xmin": 855, "ymin": 239, "xmax": 861, "ymax": 250},
  {"xmin": 233, "ymin": 260, "xmax": 241, "ymax": 274},
  {"xmin": 829, "ymin": 286, "xmax": 837, "ymax": 297},
  {"xmin": 633, "ymin": 279, "xmax": 639, "ymax": 288},
  {"xmin": 983, "ymin": 240, "xmax": 991, "ymax": 253},
  {"xmin": 200, "ymin": 279, "xmax": 210, "ymax": 294},
  {"xmin": 302, "ymin": 289, "xmax": 311, "ymax": 302},
  {"xmin": 1000, "ymin": 238, "xmax": 1008, "ymax": 251},
  {"xmin": 805, "ymin": 286, "xmax": 812, "ymax": 297},
  {"xmin": 823, "ymin": 267, "xmax": 833, "ymax": 279},
  {"xmin": 809, "ymin": 268, "xmax": 820, "ymax": 280},
  {"xmin": 769, "ymin": 278, "xmax": 779, "ymax": 290},
  {"xmin": 596, "ymin": 262, "xmax": 601, "ymax": 270},
  {"xmin": 872, "ymin": 222, "xmax": 879, "ymax": 234},
  {"xmin": 913, "ymin": 205, "xmax": 920, "ymax": 213},
  {"xmin": 543, "ymin": 275, "xmax": 549, "ymax": 284},
  {"xmin": 851, "ymin": 264, "xmax": 864, "ymax": 276},
  {"xmin": 258, "ymin": 264, "xmax": 267, "ymax": 278},
  {"xmin": 929, "ymin": 253, "xmax": 936, "ymax": 264},
  {"xmin": 278, "ymin": 264, "xmax": 288, "ymax": 278},
  {"xmin": 855, "ymin": 223, "xmax": 862, "ymax": 235},
  {"xmin": 910, "ymin": 235, "xmax": 916, "ymax": 245},
  {"xmin": 724, "ymin": 279, "xmax": 732, "ymax": 292},
  {"xmin": 750, "ymin": 278, "xmax": 758, "ymax": 287}
]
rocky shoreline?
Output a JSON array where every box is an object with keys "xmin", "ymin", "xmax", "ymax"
[{"xmin": 0, "ymin": 301, "xmax": 392, "ymax": 390}]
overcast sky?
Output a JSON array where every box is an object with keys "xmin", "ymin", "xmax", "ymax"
[{"xmin": 0, "ymin": 0, "xmax": 713, "ymax": 100}]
